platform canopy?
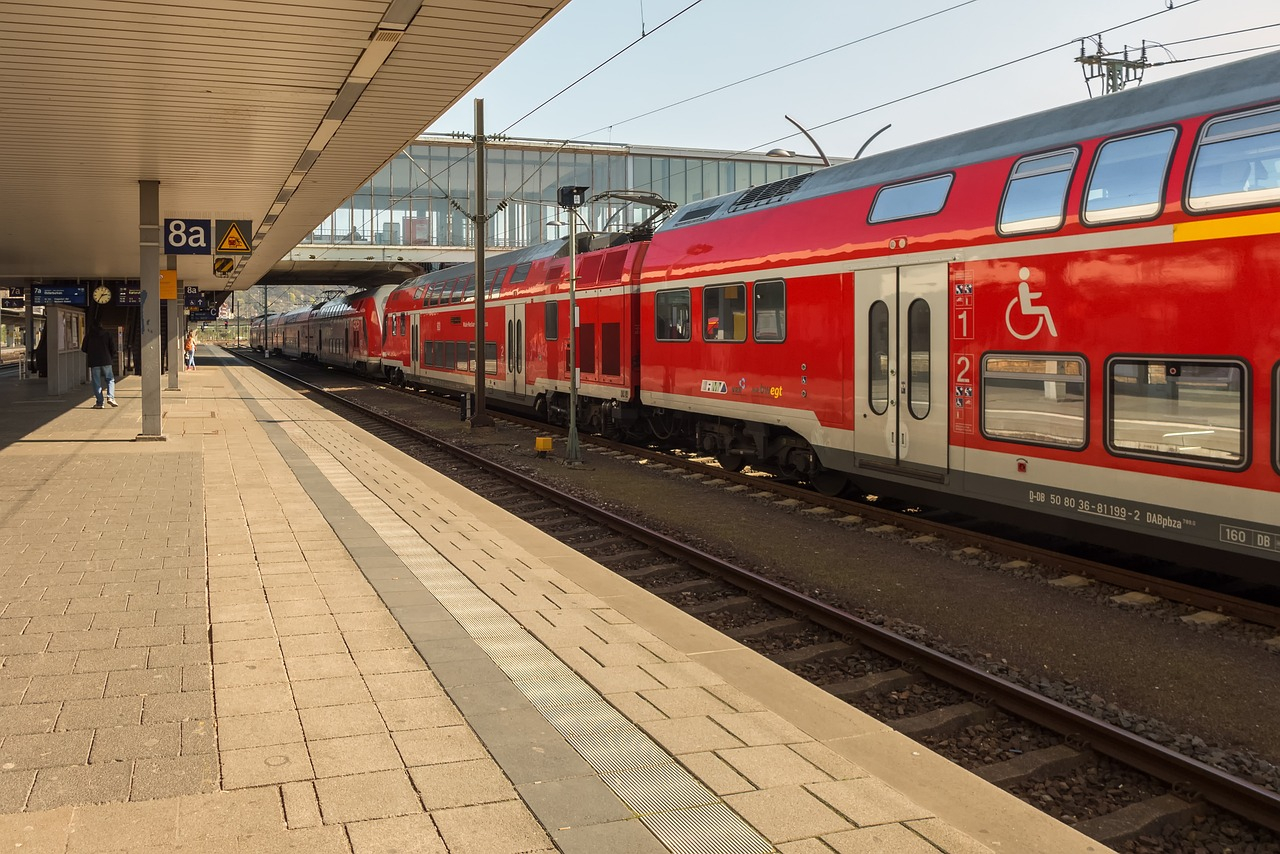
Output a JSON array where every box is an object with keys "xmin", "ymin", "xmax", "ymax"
[{"xmin": 0, "ymin": 0, "xmax": 570, "ymax": 293}]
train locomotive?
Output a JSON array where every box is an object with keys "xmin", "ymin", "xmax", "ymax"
[{"xmin": 252, "ymin": 49, "xmax": 1280, "ymax": 579}]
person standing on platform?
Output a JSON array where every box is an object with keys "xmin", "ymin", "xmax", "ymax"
[
  {"xmin": 81, "ymin": 320, "xmax": 118, "ymax": 408},
  {"xmin": 184, "ymin": 328, "xmax": 197, "ymax": 370}
]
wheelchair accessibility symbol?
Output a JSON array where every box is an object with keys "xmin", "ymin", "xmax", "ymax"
[{"xmin": 1004, "ymin": 267, "xmax": 1058, "ymax": 341}]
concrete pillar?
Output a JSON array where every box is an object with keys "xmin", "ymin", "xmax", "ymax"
[
  {"xmin": 138, "ymin": 180, "xmax": 164, "ymax": 440},
  {"xmin": 168, "ymin": 291, "xmax": 181, "ymax": 390}
]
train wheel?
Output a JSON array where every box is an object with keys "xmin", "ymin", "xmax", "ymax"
[
  {"xmin": 717, "ymin": 453, "xmax": 746, "ymax": 473},
  {"xmin": 811, "ymin": 469, "xmax": 850, "ymax": 497}
]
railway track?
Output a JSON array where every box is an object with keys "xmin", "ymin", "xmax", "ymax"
[
  {"xmin": 250, "ymin": 348, "xmax": 1280, "ymax": 630},
  {"xmin": 237, "ymin": 350, "xmax": 1280, "ymax": 852}
]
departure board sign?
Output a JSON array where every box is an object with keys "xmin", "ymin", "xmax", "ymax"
[{"xmin": 32, "ymin": 286, "xmax": 86, "ymax": 306}]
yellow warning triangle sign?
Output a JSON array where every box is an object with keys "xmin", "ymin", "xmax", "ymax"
[{"xmin": 217, "ymin": 222, "xmax": 251, "ymax": 253}]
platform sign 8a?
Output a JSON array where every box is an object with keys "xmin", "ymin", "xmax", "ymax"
[{"xmin": 164, "ymin": 219, "xmax": 212, "ymax": 255}]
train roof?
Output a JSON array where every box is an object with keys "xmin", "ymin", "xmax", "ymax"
[
  {"xmin": 401, "ymin": 238, "xmax": 569, "ymax": 291},
  {"xmin": 312, "ymin": 282, "xmax": 397, "ymax": 318},
  {"xmin": 658, "ymin": 49, "xmax": 1280, "ymax": 232}
]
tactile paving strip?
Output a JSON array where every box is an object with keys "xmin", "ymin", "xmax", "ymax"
[{"xmin": 281, "ymin": 420, "xmax": 775, "ymax": 854}]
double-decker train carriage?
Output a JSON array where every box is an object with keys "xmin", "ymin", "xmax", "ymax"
[
  {"xmin": 639, "ymin": 49, "xmax": 1280, "ymax": 577},
  {"xmin": 379, "ymin": 232, "xmax": 651, "ymax": 435},
  {"xmin": 310, "ymin": 283, "xmax": 398, "ymax": 377},
  {"xmin": 249, "ymin": 284, "xmax": 396, "ymax": 377},
  {"xmin": 249, "ymin": 49, "xmax": 1280, "ymax": 577}
]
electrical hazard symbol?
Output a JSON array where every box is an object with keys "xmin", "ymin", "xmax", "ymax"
[{"xmin": 215, "ymin": 220, "xmax": 253, "ymax": 255}]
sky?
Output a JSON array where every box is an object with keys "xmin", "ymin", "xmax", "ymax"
[{"xmin": 425, "ymin": 0, "xmax": 1280, "ymax": 160}]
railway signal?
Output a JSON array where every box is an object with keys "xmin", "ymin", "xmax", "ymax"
[{"xmin": 559, "ymin": 184, "xmax": 589, "ymax": 465}]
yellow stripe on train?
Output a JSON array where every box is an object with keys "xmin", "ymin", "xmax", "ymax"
[{"xmin": 1173, "ymin": 211, "xmax": 1280, "ymax": 242}]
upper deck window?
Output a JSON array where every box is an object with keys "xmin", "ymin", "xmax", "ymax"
[
  {"xmin": 510, "ymin": 262, "xmax": 532, "ymax": 284},
  {"xmin": 868, "ymin": 174, "xmax": 953, "ymax": 224},
  {"xmin": 1187, "ymin": 106, "xmax": 1280, "ymax": 212},
  {"xmin": 1084, "ymin": 129, "xmax": 1176, "ymax": 225},
  {"xmin": 999, "ymin": 150, "xmax": 1077, "ymax": 235}
]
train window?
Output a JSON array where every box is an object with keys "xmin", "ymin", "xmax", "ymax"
[
  {"xmin": 545, "ymin": 300, "xmax": 559, "ymax": 341},
  {"xmin": 982, "ymin": 355, "xmax": 1086, "ymax": 448},
  {"xmin": 460, "ymin": 276, "xmax": 475, "ymax": 303},
  {"xmin": 868, "ymin": 174, "xmax": 953, "ymax": 224},
  {"xmin": 703, "ymin": 284, "xmax": 747, "ymax": 342},
  {"xmin": 1107, "ymin": 358, "xmax": 1247, "ymax": 468},
  {"xmin": 998, "ymin": 149, "xmax": 1077, "ymax": 235},
  {"xmin": 444, "ymin": 340, "xmax": 457, "ymax": 369},
  {"xmin": 1083, "ymin": 129, "xmax": 1176, "ymax": 224},
  {"xmin": 510, "ymin": 262, "xmax": 532, "ymax": 284},
  {"xmin": 753, "ymin": 279, "xmax": 786, "ymax": 343},
  {"xmin": 399, "ymin": 315, "xmax": 406, "ymax": 337},
  {"xmin": 435, "ymin": 281, "xmax": 454, "ymax": 305},
  {"xmin": 1187, "ymin": 106, "xmax": 1280, "ymax": 212},
  {"xmin": 869, "ymin": 301, "xmax": 890, "ymax": 415},
  {"xmin": 1275, "ymin": 363, "xmax": 1280, "ymax": 476},
  {"xmin": 906, "ymin": 299, "xmax": 930, "ymax": 419},
  {"xmin": 656, "ymin": 290, "xmax": 691, "ymax": 341},
  {"xmin": 489, "ymin": 269, "xmax": 504, "ymax": 298},
  {"xmin": 485, "ymin": 341, "xmax": 498, "ymax": 375}
]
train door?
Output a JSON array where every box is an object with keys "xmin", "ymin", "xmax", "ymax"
[
  {"xmin": 410, "ymin": 317, "xmax": 419, "ymax": 376},
  {"xmin": 505, "ymin": 303, "xmax": 526, "ymax": 399},
  {"xmin": 853, "ymin": 263, "xmax": 950, "ymax": 478}
]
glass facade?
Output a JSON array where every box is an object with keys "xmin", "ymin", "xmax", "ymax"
[{"xmin": 301, "ymin": 136, "xmax": 824, "ymax": 251}]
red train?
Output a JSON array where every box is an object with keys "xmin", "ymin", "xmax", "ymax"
[{"xmin": 253, "ymin": 49, "xmax": 1280, "ymax": 578}]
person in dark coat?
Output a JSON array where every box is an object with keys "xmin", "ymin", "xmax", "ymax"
[
  {"xmin": 81, "ymin": 320, "xmax": 118, "ymax": 408},
  {"xmin": 33, "ymin": 330, "xmax": 47, "ymax": 377}
]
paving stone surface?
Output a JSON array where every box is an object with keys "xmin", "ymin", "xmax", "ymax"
[{"xmin": 0, "ymin": 356, "xmax": 1089, "ymax": 854}]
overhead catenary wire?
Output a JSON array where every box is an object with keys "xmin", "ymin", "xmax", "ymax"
[
  {"xmin": 572, "ymin": 0, "xmax": 984, "ymax": 140},
  {"xmin": 498, "ymin": 0, "xmax": 709, "ymax": 135},
  {"xmin": 626, "ymin": 0, "xmax": 1218, "ymax": 193},
  {"xmin": 317, "ymin": 0, "xmax": 1266, "ymax": 264},
  {"xmin": 312, "ymin": 1, "xmax": 989, "ymax": 259}
]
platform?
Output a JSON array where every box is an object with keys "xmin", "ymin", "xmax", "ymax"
[{"xmin": 0, "ymin": 351, "xmax": 1110, "ymax": 853}]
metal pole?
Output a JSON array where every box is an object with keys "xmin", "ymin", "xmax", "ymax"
[
  {"xmin": 470, "ymin": 97, "xmax": 493, "ymax": 427},
  {"xmin": 138, "ymin": 179, "xmax": 165, "ymax": 440},
  {"xmin": 566, "ymin": 211, "xmax": 580, "ymax": 463}
]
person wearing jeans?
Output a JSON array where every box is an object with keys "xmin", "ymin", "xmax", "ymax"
[{"xmin": 81, "ymin": 320, "xmax": 118, "ymax": 408}]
